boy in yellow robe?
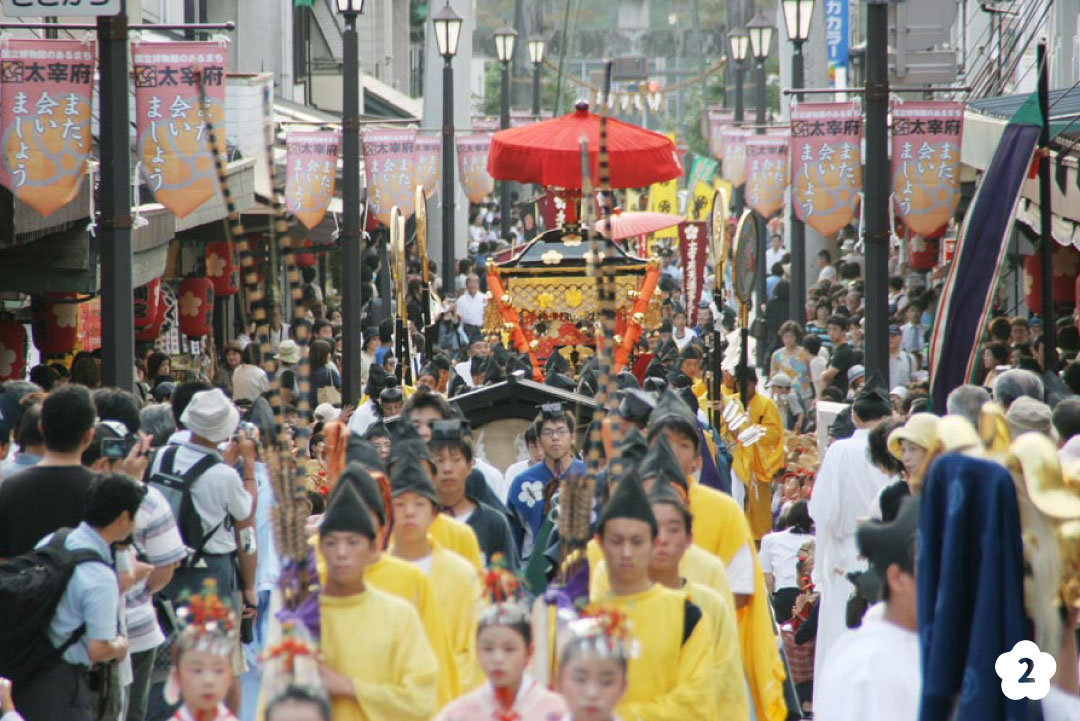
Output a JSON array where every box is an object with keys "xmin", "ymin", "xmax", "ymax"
[
  {"xmin": 730, "ymin": 367, "xmax": 785, "ymax": 540},
  {"xmin": 647, "ymin": 477, "xmax": 748, "ymax": 721},
  {"xmin": 322, "ymin": 462, "xmax": 461, "ymax": 706},
  {"xmin": 317, "ymin": 482, "xmax": 439, "ymax": 721},
  {"xmin": 389, "ymin": 454, "xmax": 484, "ymax": 691},
  {"xmin": 590, "ymin": 466, "xmax": 714, "ymax": 721}
]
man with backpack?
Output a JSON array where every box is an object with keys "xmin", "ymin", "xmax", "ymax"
[
  {"xmin": 146, "ymin": 388, "xmax": 257, "ymax": 713},
  {"xmin": 2, "ymin": 472, "xmax": 145, "ymax": 721}
]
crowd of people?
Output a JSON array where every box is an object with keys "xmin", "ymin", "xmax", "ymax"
[{"xmin": 4, "ymin": 202, "xmax": 1080, "ymax": 721}]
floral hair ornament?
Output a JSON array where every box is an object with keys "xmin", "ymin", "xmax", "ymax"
[
  {"xmin": 568, "ymin": 604, "xmax": 641, "ymax": 660},
  {"xmin": 260, "ymin": 621, "xmax": 325, "ymax": 701},
  {"xmin": 478, "ymin": 555, "xmax": 531, "ymax": 628},
  {"xmin": 174, "ymin": 578, "xmax": 238, "ymax": 656}
]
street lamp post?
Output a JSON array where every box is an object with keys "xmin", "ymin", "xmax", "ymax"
[
  {"xmin": 433, "ymin": 2, "xmax": 463, "ymax": 298},
  {"xmin": 782, "ymin": 0, "xmax": 813, "ymax": 325},
  {"xmin": 864, "ymin": 0, "xmax": 889, "ymax": 382},
  {"xmin": 748, "ymin": 13, "xmax": 772, "ymax": 367},
  {"xmin": 528, "ymin": 35, "xmax": 545, "ymax": 120},
  {"xmin": 495, "ymin": 25, "xmax": 517, "ymax": 242},
  {"xmin": 728, "ymin": 28, "xmax": 749, "ymax": 213},
  {"xmin": 336, "ymin": 0, "xmax": 365, "ymax": 405}
]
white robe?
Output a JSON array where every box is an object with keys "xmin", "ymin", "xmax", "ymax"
[
  {"xmin": 807, "ymin": 427, "xmax": 890, "ymax": 709},
  {"xmin": 814, "ymin": 608, "xmax": 920, "ymax": 721}
]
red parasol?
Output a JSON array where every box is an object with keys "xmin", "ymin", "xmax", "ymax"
[
  {"xmin": 593, "ymin": 210, "xmax": 684, "ymax": 240},
  {"xmin": 487, "ymin": 101, "xmax": 683, "ymax": 189}
]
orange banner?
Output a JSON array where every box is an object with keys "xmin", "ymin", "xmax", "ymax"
[
  {"xmin": 891, "ymin": 101, "xmax": 964, "ymax": 237},
  {"xmin": 791, "ymin": 103, "xmax": 862, "ymax": 237},
  {"xmin": 285, "ymin": 130, "xmax": 341, "ymax": 229},
  {"xmin": 744, "ymin": 135, "xmax": 789, "ymax": 218}
]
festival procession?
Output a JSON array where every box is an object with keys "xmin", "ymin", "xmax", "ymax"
[{"xmin": 4, "ymin": 0, "xmax": 1080, "ymax": 719}]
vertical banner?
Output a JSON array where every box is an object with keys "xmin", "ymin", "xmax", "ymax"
[
  {"xmin": 790, "ymin": 102, "xmax": 862, "ymax": 236},
  {"xmin": 720, "ymin": 129, "xmax": 748, "ymax": 188},
  {"xmin": 744, "ymin": 134, "xmax": 790, "ymax": 218},
  {"xmin": 413, "ymin": 133, "xmax": 441, "ymax": 199},
  {"xmin": 362, "ymin": 127, "xmax": 417, "ymax": 225},
  {"xmin": 132, "ymin": 41, "xmax": 228, "ymax": 218},
  {"xmin": 688, "ymin": 155, "xmax": 719, "ymax": 190},
  {"xmin": 708, "ymin": 108, "xmax": 734, "ymax": 159},
  {"xmin": 0, "ymin": 38, "xmax": 95, "ymax": 217},
  {"xmin": 890, "ymin": 101, "xmax": 964, "ymax": 237},
  {"xmin": 679, "ymin": 221, "xmax": 708, "ymax": 324},
  {"xmin": 285, "ymin": 130, "xmax": 340, "ymax": 230},
  {"xmin": 824, "ymin": 0, "xmax": 849, "ymax": 87},
  {"xmin": 647, "ymin": 178, "xmax": 679, "ymax": 239},
  {"xmin": 689, "ymin": 182, "xmax": 714, "ymax": 221},
  {"xmin": 456, "ymin": 132, "xmax": 494, "ymax": 205}
]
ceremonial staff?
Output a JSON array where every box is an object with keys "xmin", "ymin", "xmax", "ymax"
[
  {"xmin": 415, "ymin": 186, "xmax": 436, "ymax": 357},
  {"xmin": 390, "ymin": 206, "xmax": 412, "ymax": 385}
]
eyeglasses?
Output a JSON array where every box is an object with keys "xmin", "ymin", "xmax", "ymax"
[{"xmin": 541, "ymin": 427, "xmax": 570, "ymax": 439}]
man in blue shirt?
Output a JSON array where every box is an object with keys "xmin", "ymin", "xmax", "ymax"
[
  {"xmin": 16, "ymin": 472, "xmax": 145, "ymax": 721},
  {"xmin": 506, "ymin": 404, "xmax": 585, "ymax": 559}
]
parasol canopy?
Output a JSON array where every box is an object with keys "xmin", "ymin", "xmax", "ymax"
[
  {"xmin": 593, "ymin": 210, "xmax": 684, "ymax": 240},
  {"xmin": 487, "ymin": 101, "xmax": 683, "ymax": 189}
]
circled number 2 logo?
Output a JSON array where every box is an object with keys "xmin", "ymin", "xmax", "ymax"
[{"xmin": 994, "ymin": 640, "xmax": 1056, "ymax": 701}]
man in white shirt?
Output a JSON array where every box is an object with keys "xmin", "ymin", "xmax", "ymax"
[
  {"xmin": 502, "ymin": 425, "xmax": 542, "ymax": 501},
  {"xmin": 808, "ymin": 384, "xmax": 893, "ymax": 710},
  {"xmin": 815, "ymin": 497, "xmax": 920, "ymax": 721},
  {"xmin": 765, "ymin": 233, "xmax": 785, "ymax": 274},
  {"xmin": 888, "ymin": 324, "xmax": 916, "ymax": 390},
  {"xmin": 455, "ymin": 273, "xmax": 487, "ymax": 337},
  {"xmin": 816, "ymin": 249, "xmax": 837, "ymax": 282}
]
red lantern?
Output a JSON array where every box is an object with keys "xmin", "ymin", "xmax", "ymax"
[
  {"xmin": 177, "ymin": 277, "xmax": 214, "ymax": 338},
  {"xmin": 136, "ymin": 297, "xmax": 167, "ymax": 342},
  {"xmin": 31, "ymin": 293, "xmax": 79, "ymax": 356},
  {"xmin": 0, "ymin": 319, "xmax": 27, "ymax": 381},
  {"xmin": 134, "ymin": 278, "xmax": 161, "ymax": 330},
  {"xmin": 295, "ymin": 238, "xmax": 317, "ymax": 268},
  {"xmin": 1024, "ymin": 249, "xmax": 1080, "ymax": 314},
  {"xmin": 908, "ymin": 236, "xmax": 939, "ymax": 271},
  {"xmin": 205, "ymin": 241, "xmax": 238, "ymax": 296}
]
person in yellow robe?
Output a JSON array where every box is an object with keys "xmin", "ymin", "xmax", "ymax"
[
  {"xmin": 320, "ymin": 463, "xmax": 461, "ymax": 706},
  {"xmin": 589, "ymin": 466, "xmax": 714, "ymax": 721},
  {"xmin": 388, "ymin": 455, "xmax": 484, "ymax": 691},
  {"xmin": 730, "ymin": 367, "xmax": 785, "ymax": 540},
  {"xmin": 316, "ymin": 482, "xmax": 439, "ymax": 721},
  {"xmin": 646, "ymin": 478, "xmax": 748, "ymax": 721}
]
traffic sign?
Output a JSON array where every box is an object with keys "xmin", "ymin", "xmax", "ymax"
[{"xmin": 2, "ymin": 0, "xmax": 120, "ymax": 17}]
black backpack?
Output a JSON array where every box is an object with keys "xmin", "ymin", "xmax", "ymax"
[
  {"xmin": 0, "ymin": 528, "xmax": 109, "ymax": 687},
  {"xmin": 146, "ymin": 445, "xmax": 223, "ymax": 565}
]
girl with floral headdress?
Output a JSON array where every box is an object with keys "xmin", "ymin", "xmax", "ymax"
[
  {"xmin": 433, "ymin": 566, "xmax": 565, "ymax": 721},
  {"xmin": 164, "ymin": 580, "xmax": 240, "ymax": 721},
  {"xmin": 555, "ymin": 606, "xmax": 635, "ymax": 721}
]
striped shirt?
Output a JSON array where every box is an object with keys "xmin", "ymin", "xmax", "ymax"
[{"xmin": 125, "ymin": 485, "xmax": 188, "ymax": 653}]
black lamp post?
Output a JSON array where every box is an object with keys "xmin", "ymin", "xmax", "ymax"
[
  {"xmin": 336, "ymin": 0, "xmax": 365, "ymax": 404},
  {"xmin": 495, "ymin": 24, "xmax": 517, "ymax": 241},
  {"xmin": 528, "ymin": 34, "xmax": 545, "ymax": 120},
  {"xmin": 728, "ymin": 28, "xmax": 749, "ymax": 213},
  {"xmin": 864, "ymin": 0, "xmax": 889, "ymax": 381},
  {"xmin": 782, "ymin": 0, "xmax": 813, "ymax": 324},
  {"xmin": 433, "ymin": 2, "xmax": 463, "ymax": 297},
  {"xmin": 748, "ymin": 12, "xmax": 772, "ymax": 365}
]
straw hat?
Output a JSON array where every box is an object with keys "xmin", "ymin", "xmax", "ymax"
[
  {"xmin": 1008, "ymin": 432, "xmax": 1080, "ymax": 521},
  {"xmin": 887, "ymin": 413, "xmax": 940, "ymax": 459}
]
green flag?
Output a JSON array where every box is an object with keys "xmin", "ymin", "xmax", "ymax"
[
  {"xmin": 688, "ymin": 155, "xmax": 719, "ymax": 189},
  {"xmin": 294, "ymin": 0, "xmax": 314, "ymax": 6}
]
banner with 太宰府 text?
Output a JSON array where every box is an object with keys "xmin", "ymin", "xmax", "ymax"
[
  {"xmin": 891, "ymin": 100, "xmax": 964, "ymax": 237},
  {"xmin": 413, "ymin": 133, "xmax": 441, "ymax": 199},
  {"xmin": 790, "ymin": 102, "xmax": 862, "ymax": 236},
  {"xmin": 363, "ymin": 127, "xmax": 417, "ymax": 225},
  {"xmin": 285, "ymin": 130, "xmax": 340, "ymax": 230},
  {"xmin": 456, "ymin": 133, "xmax": 494, "ymax": 205},
  {"xmin": 133, "ymin": 41, "xmax": 228, "ymax": 218},
  {"xmin": 745, "ymin": 134, "xmax": 790, "ymax": 218},
  {"xmin": 0, "ymin": 38, "xmax": 95, "ymax": 217}
]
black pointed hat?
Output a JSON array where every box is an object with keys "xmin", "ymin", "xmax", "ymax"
[
  {"xmin": 615, "ymin": 371, "xmax": 640, "ymax": 390},
  {"xmin": 470, "ymin": 355, "xmax": 488, "ymax": 376},
  {"xmin": 616, "ymin": 388, "xmax": 657, "ymax": 427},
  {"xmin": 852, "ymin": 372, "xmax": 893, "ymax": 420},
  {"xmin": 328, "ymin": 461, "xmax": 387, "ymax": 526},
  {"xmin": 546, "ymin": 351, "xmax": 570, "ymax": 376},
  {"xmin": 346, "ymin": 433, "xmax": 386, "ymax": 475},
  {"xmin": 638, "ymin": 432, "xmax": 688, "ymax": 492},
  {"xmin": 418, "ymin": 362, "xmax": 437, "ymax": 379},
  {"xmin": 390, "ymin": 454, "xmax": 439, "ymax": 505},
  {"xmin": 642, "ymin": 376, "xmax": 668, "ymax": 395},
  {"xmin": 606, "ymin": 426, "xmax": 649, "ymax": 482},
  {"xmin": 365, "ymin": 364, "xmax": 388, "ymax": 398},
  {"xmin": 679, "ymin": 343, "xmax": 703, "ymax": 361},
  {"xmin": 644, "ymin": 358, "xmax": 667, "ymax": 380},
  {"xmin": 647, "ymin": 389, "xmax": 699, "ymax": 440},
  {"xmin": 597, "ymin": 468, "xmax": 656, "ymax": 536},
  {"xmin": 389, "ymin": 419, "xmax": 433, "ymax": 471},
  {"xmin": 320, "ymin": 483, "xmax": 377, "ymax": 539},
  {"xmin": 857, "ymin": 496, "xmax": 919, "ymax": 575}
]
